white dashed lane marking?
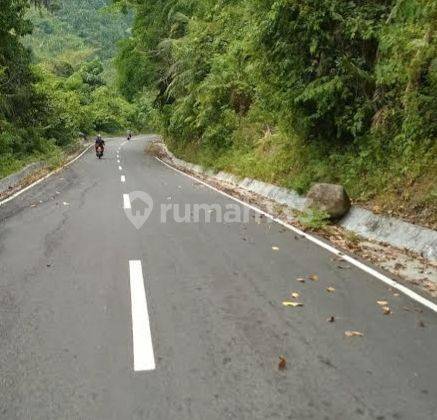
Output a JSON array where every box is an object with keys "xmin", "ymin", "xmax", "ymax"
[
  {"xmin": 123, "ymin": 194, "xmax": 131, "ymax": 209},
  {"xmin": 129, "ymin": 260, "xmax": 156, "ymax": 371}
]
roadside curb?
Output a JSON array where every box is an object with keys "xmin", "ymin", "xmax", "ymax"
[
  {"xmin": 0, "ymin": 162, "xmax": 47, "ymax": 194},
  {"xmin": 0, "ymin": 142, "xmax": 94, "ymax": 207},
  {"xmin": 155, "ymin": 154, "xmax": 437, "ymax": 313},
  {"xmin": 151, "ymin": 140, "xmax": 437, "ymax": 263}
]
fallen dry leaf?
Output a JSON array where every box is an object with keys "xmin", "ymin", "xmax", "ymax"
[
  {"xmin": 308, "ymin": 274, "xmax": 319, "ymax": 281},
  {"xmin": 272, "ymin": 246, "xmax": 280, "ymax": 251},
  {"xmin": 291, "ymin": 292, "xmax": 300, "ymax": 299},
  {"xmin": 327, "ymin": 315, "xmax": 335, "ymax": 323},
  {"xmin": 296, "ymin": 277, "xmax": 306, "ymax": 283},
  {"xmin": 62, "ymin": 201, "xmax": 70, "ymax": 206},
  {"xmin": 282, "ymin": 301, "xmax": 304, "ymax": 307},
  {"xmin": 377, "ymin": 300, "xmax": 388, "ymax": 306},
  {"xmin": 326, "ymin": 287, "xmax": 336, "ymax": 293},
  {"xmin": 418, "ymin": 320, "xmax": 425, "ymax": 328},
  {"xmin": 345, "ymin": 330, "xmax": 364, "ymax": 337},
  {"xmin": 382, "ymin": 306, "xmax": 391, "ymax": 315},
  {"xmin": 278, "ymin": 356, "xmax": 287, "ymax": 370}
]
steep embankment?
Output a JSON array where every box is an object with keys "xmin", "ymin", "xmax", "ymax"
[{"xmin": 115, "ymin": 0, "xmax": 437, "ymax": 227}]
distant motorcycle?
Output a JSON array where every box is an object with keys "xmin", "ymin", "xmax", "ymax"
[
  {"xmin": 127, "ymin": 133, "xmax": 132, "ymax": 141},
  {"xmin": 96, "ymin": 145, "xmax": 104, "ymax": 159}
]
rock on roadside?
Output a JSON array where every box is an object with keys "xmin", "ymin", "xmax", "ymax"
[{"xmin": 305, "ymin": 183, "xmax": 351, "ymax": 219}]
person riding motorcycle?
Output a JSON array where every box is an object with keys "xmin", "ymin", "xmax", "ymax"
[
  {"xmin": 127, "ymin": 130, "xmax": 132, "ymax": 140},
  {"xmin": 95, "ymin": 134, "xmax": 105, "ymax": 150},
  {"xmin": 95, "ymin": 134, "xmax": 105, "ymax": 158}
]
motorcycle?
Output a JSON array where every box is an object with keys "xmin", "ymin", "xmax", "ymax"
[{"xmin": 96, "ymin": 145, "xmax": 104, "ymax": 159}]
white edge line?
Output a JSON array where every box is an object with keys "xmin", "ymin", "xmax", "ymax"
[
  {"xmin": 155, "ymin": 157, "xmax": 437, "ymax": 313},
  {"xmin": 121, "ymin": 175, "xmax": 126, "ymax": 183},
  {"xmin": 0, "ymin": 144, "xmax": 94, "ymax": 207},
  {"xmin": 129, "ymin": 260, "xmax": 156, "ymax": 371},
  {"xmin": 123, "ymin": 193, "xmax": 131, "ymax": 209}
]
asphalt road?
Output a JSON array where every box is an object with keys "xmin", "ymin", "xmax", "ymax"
[{"xmin": 0, "ymin": 135, "xmax": 436, "ymax": 420}]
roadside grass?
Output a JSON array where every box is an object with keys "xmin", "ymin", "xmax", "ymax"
[
  {"xmin": 0, "ymin": 140, "xmax": 82, "ymax": 180},
  {"xmin": 165, "ymin": 130, "xmax": 437, "ymax": 228},
  {"xmin": 297, "ymin": 209, "xmax": 331, "ymax": 230}
]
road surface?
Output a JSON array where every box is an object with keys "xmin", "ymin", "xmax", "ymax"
[{"xmin": 0, "ymin": 135, "xmax": 436, "ymax": 419}]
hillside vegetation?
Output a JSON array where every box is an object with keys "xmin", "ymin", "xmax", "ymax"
[
  {"xmin": 116, "ymin": 0, "xmax": 437, "ymax": 225},
  {"xmin": 0, "ymin": 0, "xmax": 139, "ymax": 178}
]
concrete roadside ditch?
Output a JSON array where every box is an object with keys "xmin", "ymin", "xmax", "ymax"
[
  {"xmin": 151, "ymin": 140, "xmax": 437, "ymax": 264},
  {"xmin": 0, "ymin": 142, "xmax": 93, "ymax": 206},
  {"xmin": 0, "ymin": 162, "xmax": 47, "ymax": 195}
]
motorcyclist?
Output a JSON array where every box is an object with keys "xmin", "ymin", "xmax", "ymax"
[
  {"xmin": 95, "ymin": 134, "xmax": 105, "ymax": 150},
  {"xmin": 127, "ymin": 130, "xmax": 132, "ymax": 140}
]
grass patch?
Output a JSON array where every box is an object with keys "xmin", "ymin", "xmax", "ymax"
[
  {"xmin": 297, "ymin": 209, "xmax": 331, "ymax": 230},
  {"xmin": 0, "ymin": 140, "xmax": 81, "ymax": 180},
  {"xmin": 165, "ymin": 129, "xmax": 437, "ymax": 228}
]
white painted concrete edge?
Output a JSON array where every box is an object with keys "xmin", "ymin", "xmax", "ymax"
[
  {"xmin": 0, "ymin": 143, "xmax": 94, "ymax": 207},
  {"xmin": 155, "ymin": 141, "xmax": 437, "ymax": 262},
  {"xmin": 157, "ymin": 156, "xmax": 437, "ymax": 314},
  {"xmin": 0, "ymin": 161, "xmax": 47, "ymax": 194}
]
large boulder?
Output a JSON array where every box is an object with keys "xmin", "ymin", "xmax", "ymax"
[{"xmin": 305, "ymin": 183, "xmax": 351, "ymax": 219}]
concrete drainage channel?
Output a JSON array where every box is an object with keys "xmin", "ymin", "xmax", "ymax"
[
  {"xmin": 0, "ymin": 162, "xmax": 47, "ymax": 196},
  {"xmin": 153, "ymin": 141, "xmax": 437, "ymax": 264},
  {"xmin": 0, "ymin": 143, "xmax": 93, "ymax": 206}
]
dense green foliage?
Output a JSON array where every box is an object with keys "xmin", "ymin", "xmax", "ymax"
[
  {"xmin": 0, "ymin": 0, "xmax": 138, "ymax": 178},
  {"xmin": 26, "ymin": 0, "xmax": 139, "ymax": 135},
  {"xmin": 117, "ymin": 0, "xmax": 437, "ymax": 221},
  {"xmin": 0, "ymin": 0, "xmax": 58, "ymax": 177},
  {"xmin": 26, "ymin": 0, "xmax": 131, "ymax": 67}
]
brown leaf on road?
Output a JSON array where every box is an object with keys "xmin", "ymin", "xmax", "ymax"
[
  {"xmin": 282, "ymin": 301, "xmax": 304, "ymax": 307},
  {"xmin": 291, "ymin": 292, "xmax": 300, "ymax": 299},
  {"xmin": 327, "ymin": 315, "xmax": 335, "ymax": 323},
  {"xmin": 296, "ymin": 277, "xmax": 306, "ymax": 283},
  {"xmin": 326, "ymin": 287, "xmax": 336, "ymax": 293},
  {"xmin": 382, "ymin": 306, "xmax": 392, "ymax": 315},
  {"xmin": 418, "ymin": 320, "xmax": 425, "ymax": 328},
  {"xmin": 377, "ymin": 300, "xmax": 388, "ymax": 306},
  {"xmin": 278, "ymin": 356, "xmax": 287, "ymax": 370},
  {"xmin": 345, "ymin": 330, "xmax": 364, "ymax": 337},
  {"xmin": 308, "ymin": 274, "xmax": 319, "ymax": 281},
  {"xmin": 272, "ymin": 246, "xmax": 280, "ymax": 251}
]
